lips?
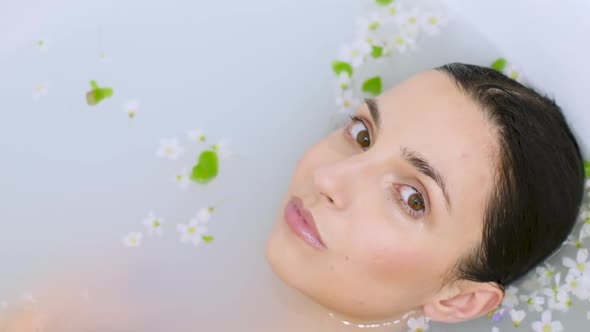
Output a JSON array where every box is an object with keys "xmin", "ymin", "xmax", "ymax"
[{"xmin": 284, "ymin": 196, "xmax": 326, "ymax": 250}]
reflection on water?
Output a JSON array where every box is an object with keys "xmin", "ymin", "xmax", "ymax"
[{"xmin": 0, "ymin": 0, "xmax": 588, "ymax": 331}]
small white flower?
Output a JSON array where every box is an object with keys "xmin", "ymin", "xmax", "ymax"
[
  {"xmin": 502, "ymin": 285, "xmax": 520, "ymax": 308},
  {"xmin": 509, "ymin": 309, "xmax": 526, "ymax": 327},
  {"xmin": 141, "ymin": 211, "xmax": 164, "ymax": 237},
  {"xmin": 406, "ymin": 315, "xmax": 429, "ymax": 332},
  {"xmin": 562, "ymin": 248, "xmax": 589, "ymax": 277},
  {"xmin": 420, "ymin": 12, "xmax": 448, "ymax": 35},
  {"xmin": 197, "ymin": 206, "xmax": 214, "ymax": 223},
  {"xmin": 491, "ymin": 327, "xmax": 500, "ymax": 332},
  {"xmin": 536, "ymin": 263, "xmax": 556, "ymax": 286},
  {"xmin": 175, "ymin": 166, "xmax": 191, "ymax": 190},
  {"xmin": 124, "ymin": 100, "xmax": 139, "ymax": 118},
  {"xmin": 177, "ymin": 218, "xmax": 208, "ymax": 246},
  {"xmin": 338, "ymin": 40, "xmax": 371, "ymax": 68},
  {"xmin": 382, "ymin": 2, "xmax": 402, "ymax": 21},
  {"xmin": 356, "ymin": 13, "xmax": 384, "ymax": 33},
  {"xmin": 335, "ymin": 90, "xmax": 360, "ymax": 115},
  {"xmin": 122, "ymin": 232, "xmax": 143, "ymax": 247},
  {"xmin": 36, "ymin": 40, "xmax": 48, "ymax": 52},
  {"xmin": 33, "ymin": 82, "xmax": 49, "ymax": 99},
  {"xmin": 391, "ymin": 32, "xmax": 416, "ymax": 54},
  {"xmin": 503, "ymin": 64, "xmax": 525, "ymax": 83},
  {"xmin": 212, "ymin": 137, "xmax": 234, "ymax": 160},
  {"xmin": 336, "ymin": 72, "xmax": 352, "ymax": 90},
  {"xmin": 531, "ymin": 310, "xmax": 563, "ymax": 332},
  {"xmin": 520, "ymin": 290, "xmax": 545, "ymax": 312},
  {"xmin": 156, "ymin": 137, "xmax": 184, "ymax": 160},
  {"xmin": 563, "ymin": 272, "xmax": 590, "ymax": 300},
  {"xmin": 187, "ymin": 129, "xmax": 206, "ymax": 144},
  {"xmin": 395, "ymin": 8, "xmax": 422, "ymax": 36},
  {"xmin": 545, "ymin": 288, "xmax": 571, "ymax": 312}
]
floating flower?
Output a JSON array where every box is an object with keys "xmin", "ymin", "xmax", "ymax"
[
  {"xmin": 519, "ymin": 290, "xmax": 545, "ymax": 312},
  {"xmin": 122, "ymin": 232, "xmax": 143, "ymax": 247},
  {"xmin": 562, "ymin": 248, "xmax": 589, "ymax": 277},
  {"xmin": 503, "ymin": 64, "xmax": 525, "ymax": 83},
  {"xmin": 33, "ymin": 82, "xmax": 49, "ymax": 99},
  {"xmin": 531, "ymin": 310, "xmax": 563, "ymax": 332},
  {"xmin": 175, "ymin": 166, "xmax": 191, "ymax": 190},
  {"xmin": 391, "ymin": 32, "xmax": 416, "ymax": 54},
  {"xmin": 502, "ymin": 285, "xmax": 520, "ymax": 308},
  {"xmin": 394, "ymin": 8, "xmax": 421, "ymax": 36},
  {"xmin": 338, "ymin": 40, "xmax": 371, "ymax": 68},
  {"xmin": 491, "ymin": 327, "xmax": 500, "ymax": 332},
  {"xmin": 420, "ymin": 12, "xmax": 448, "ymax": 35},
  {"xmin": 406, "ymin": 315, "xmax": 429, "ymax": 332},
  {"xmin": 212, "ymin": 137, "xmax": 234, "ymax": 160},
  {"xmin": 335, "ymin": 90, "xmax": 360, "ymax": 114},
  {"xmin": 356, "ymin": 13, "xmax": 384, "ymax": 33},
  {"xmin": 141, "ymin": 211, "xmax": 164, "ymax": 237},
  {"xmin": 336, "ymin": 72, "xmax": 352, "ymax": 90},
  {"xmin": 381, "ymin": 2, "xmax": 402, "ymax": 22},
  {"xmin": 124, "ymin": 100, "xmax": 139, "ymax": 119},
  {"xmin": 36, "ymin": 40, "xmax": 48, "ymax": 52},
  {"xmin": 563, "ymin": 272, "xmax": 590, "ymax": 300},
  {"xmin": 196, "ymin": 206, "xmax": 214, "ymax": 223},
  {"xmin": 156, "ymin": 137, "xmax": 184, "ymax": 160},
  {"xmin": 545, "ymin": 288, "xmax": 571, "ymax": 312},
  {"xmin": 188, "ymin": 129, "xmax": 207, "ymax": 144},
  {"xmin": 177, "ymin": 218, "xmax": 209, "ymax": 246},
  {"xmin": 536, "ymin": 263, "xmax": 556, "ymax": 287},
  {"xmin": 509, "ymin": 309, "xmax": 526, "ymax": 327}
]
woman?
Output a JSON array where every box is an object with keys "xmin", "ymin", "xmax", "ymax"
[
  {"xmin": 266, "ymin": 63, "xmax": 586, "ymax": 326},
  {"xmin": 2, "ymin": 63, "xmax": 585, "ymax": 331}
]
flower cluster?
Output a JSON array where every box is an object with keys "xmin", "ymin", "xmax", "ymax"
[
  {"xmin": 332, "ymin": 0, "xmax": 449, "ymax": 115},
  {"xmin": 123, "ymin": 207, "xmax": 215, "ymax": 248}
]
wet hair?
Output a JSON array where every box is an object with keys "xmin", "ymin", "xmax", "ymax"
[{"xmin": 436, "ymin": 63, "xmax": 586, "ymax": 291}]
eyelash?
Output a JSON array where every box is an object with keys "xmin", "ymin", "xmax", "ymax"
[{"xmin": 345, "ymin": 114, "xmax": 428, "ymax": 219}]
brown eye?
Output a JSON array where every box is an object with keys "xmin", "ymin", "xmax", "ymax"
[
  {"xmin": 397, "ymin": 184, "xmax": 427, "ymax": 219},
  {"xmin": 408, "ymin": 193, "xmax": 425, "ymax": 211},
  {"xmin": 347, "ymin": 116, "xmax": 371, "ymax": 149}
]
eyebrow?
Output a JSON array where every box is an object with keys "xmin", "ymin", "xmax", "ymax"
[{"xmin": 364, "ymin": 98, "xmax": 452, "ymax": 213}]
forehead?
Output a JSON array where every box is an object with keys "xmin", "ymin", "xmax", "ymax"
[{"xmin": 375, "ymin": 70, "xmax": 498, "ymax": 221}]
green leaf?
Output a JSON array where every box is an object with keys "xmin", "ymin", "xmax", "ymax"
[
  {"xmin": 584, "ymin": 160, "xmax": 590, "ymax": 177},
  {"xmin": 86, "ymin": 80, "xmax": 114, "ymax": 106},
  {"xmin": 202, "ymin": 235, "xmax": 214, "ymax": 243},
  {"xmin": 190, "ymin": 150, "xmax": 219, "ymax": 184},
  {"xmin": 371, "ymin": 46, "xmax": 383, "ymax": 58},
  {"xmin": 491, "ymin": 58, "xmax": 507, "ymax": 72},
  {"xmin": 332, "ymin": 60, "xmax": 353, "ymax": 76},
  {"xmin": 375, "ymin": 0, "xmax": 393, "ymax": 5},
  {"xmin": 362, "ymin": 76, "xmax": 382, "ymax": 96}
]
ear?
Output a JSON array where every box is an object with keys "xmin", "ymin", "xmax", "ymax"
[{"xmin": 422, "ymin": 281, "xmax": 504, "ymax": 323}]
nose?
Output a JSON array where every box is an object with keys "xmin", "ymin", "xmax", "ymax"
[{"xmin": 312, "ymin": 159, "xmax": 357, "ymax": 210}]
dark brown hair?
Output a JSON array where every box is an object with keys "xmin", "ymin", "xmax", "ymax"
[{"xmin": 436, "ymin": 63, "xmax": 586, "ymax": 291}]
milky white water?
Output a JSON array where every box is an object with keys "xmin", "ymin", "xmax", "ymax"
[{"xmin": 1, "ymin": 0, "xmax": 589, "ymax": 331}]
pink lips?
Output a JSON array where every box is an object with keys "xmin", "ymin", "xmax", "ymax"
[{"xmin": 284, "ymin": 196, "xmax": 326, "ymax": 250}]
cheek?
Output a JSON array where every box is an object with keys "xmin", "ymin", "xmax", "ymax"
[{"xmin": 349, "ymin": 225, "xmax": 445, "ymax": 285}]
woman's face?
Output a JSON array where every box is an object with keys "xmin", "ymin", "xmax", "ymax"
[{"xmin": 265, "ymin": 70, "xmax": 500, "ymax": 321}]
